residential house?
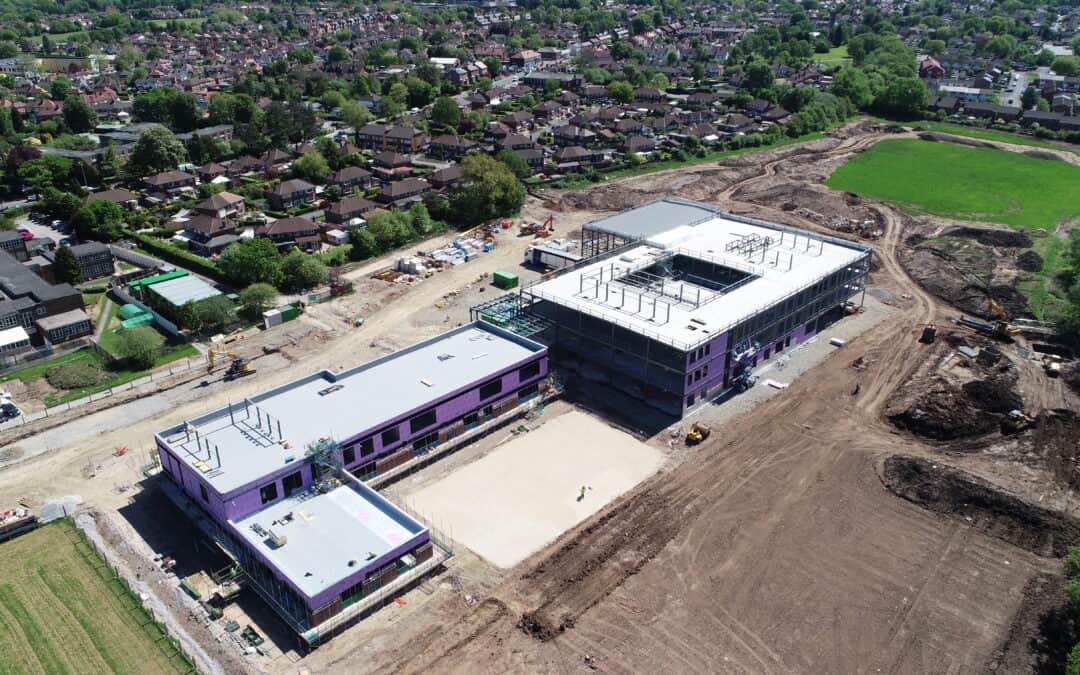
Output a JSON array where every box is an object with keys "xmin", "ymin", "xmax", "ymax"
[
  {"xmin": 553, "ymin": 146, "xmax": 603, "ymax": 171},
  {"xmin": 762, "ymin": 106, "xmax": 790, "ymax": 125},
  {"xmin": 428, "ymin": 165, "xmax": 463, "ymax": 190},
  {"xmin": 919, "ymin": 57, "xmax": 945, "ymax": 79},
  {"xmin": 262, "ymin": 148, "xmax": 292, "ymax": 174},
  {"xmin": 715, "ymin": 113, "xmax": 755, "ymax": 135},
  {"xmin": 509, "ymin": 49, "xmax": 541, "ymax": 71},
  {"xmin": 385, "ymin": 126, "xmax": 427, "ymax": 154},
  {"xmin": 144, "ymin": 170, "xmax": 196, "ymax": 195},
  {"xmin": 552, "ymin": 125, "xmax": 596, "ymax": 146},
  {"xmin": 183, "ymin": 214, "xmax": 240, "ymax": 256},
  {"xmin": 686, "ymin": 91, "xmax": 721, "ymax": 109},
  {"xmin": 624, "ymin": 135, "xmax": 657, "ymax": 154},
  {"xmin": 194, "ymin": 192, "xmax": 246, "ymax": 220},
  {"xmin": 428, "ymin": 134, "xmax": 478, "ymax": 160},
  {"xmin": 372, "ymin": 151, "xmax": 412, "ymax": 181},
  {"xmin": 198, "ymin": 162, "xmax": 228, "ymax": 182},
  {"xmin": 963, "ymin": 102, "xmax": 1021, "ymax": 121},
  {"xmin": 228, "ymin": 155, "xmax": 262, "ymax": 176},
  {"xmin": 325, "ymin": 196, "xmax": 377, "ymax": 225},
  {"xmin": 634, "ymin": 87, "xmax": 665, "ymax": 103},
  {"xmin": 496, "ymin": 134, "xmax": 536, "ymax": 152},
  {"xmin": 501, "ymin": 111, "xmax": 533, "ymax": 132},
  {"xmin": 266, "ymin": 178, "xmax": 317, "ymax": 210},
  {"xmin": 257, "ymin": 217, "xmax": 322, "ymax": 252},
  {"xmin": 514, "ymin": 148, "xmax": 545, "ymax": 174},
  {"xmin": 83, "ymin": 189, "xmax": 139, "ymax": 209},
  {"xmin": 614, "ymin": 118, "xmax": 645, "ymax": 136},
  {"xmin": 356, "ymin": 123, "xmax": 390, "ymax": 150},
  {"xmin": 376, "ymin": 178, "xmax": 430, "ymax": 208},
  {"xmin": 328, "ymin": 166, "xmax": 373, "ymax": 189}
]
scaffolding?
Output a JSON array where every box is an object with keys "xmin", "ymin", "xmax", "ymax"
[{"xmin": 469, "ymin": 293, "xmax": 553, "ymax": 338}]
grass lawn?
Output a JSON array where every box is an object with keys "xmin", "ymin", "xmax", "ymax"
[
  {"xmin": 0, "ymin": 520, "xmax": 191, "ymax": 674},
  {"xmin": 909, "ymin": 120, "xmax": 1080, "ymax": 156},
  {"xmin": 826, "ymin": 138, "xmax": 1080, "ymax": 232},
  {"xmin": 553, "ymin": 131, "xmax": 826, "ymax": 190},
  {"xmin": 814, "ymin": 45, "xmax": 851, "ymax": 65}
]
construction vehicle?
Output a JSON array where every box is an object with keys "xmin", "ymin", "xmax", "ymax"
[
  {"xmin": 956, "ymin": 316, "xmax": 1020, "ymax": 340},
  {"xmin": 686, "ymin": 422, "xmax": 712, "ymax": 445},
  {"xmin": 1001, "ymin": 409, "xmax": 1035, "ymax": 434},
  {"xmin": 520, "ymin": 214, "xmax": 554, "ymax": 238},
  {"xmin": 207, "ymin": 350, "xmax": 256, "ymax": 380},
  {"xmin": 919, "ymin": 324, "xmax": 937, "ymax": 344},
  {"xmin": 1043, "ymin": 354, "xmax": 1063, "ymax": 377},
  {"xmin": 224, "ymin": 357, "xmax": 255, "ymax": 381},
  {"xmin": 0, "ymin": 391, "xmax": 19, "ymax": 420}
]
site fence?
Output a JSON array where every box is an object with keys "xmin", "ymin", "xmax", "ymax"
[
  {"xmin": 0, "ymin": 357, "xmax": 203, "ymax": 430},
  {"xmin": 62, "ymin": 518, "xmax": 199, "ymax": 674}
]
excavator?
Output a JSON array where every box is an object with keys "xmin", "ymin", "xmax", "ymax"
[
  {"xmin": 1001, "ymin": 409, "xmax": 1035, "ymax": 434},
  {"xmin": 520, "ymin": 214, "xmax": 554, "ymax": 238},
  {"xmin": 957, "ymin": 299, "xmax": 1021, "ymax": 340},
  {"xmin": 207, "ymin": 349, "xmax": 256, "ymax": 381},
  {"xmin": 686, "ymin": 422, "xmax": 712, "ymax": 445}
]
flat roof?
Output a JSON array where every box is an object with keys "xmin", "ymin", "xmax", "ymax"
[
  {"xmin": 148, "ymin": 275, "xmax": 221, "ymax": 307},
  {"xmin": 582, "ymin": 198, "xmax": 720, "ymax": 241},
  {"xmin": 0, "ymin": 325, "xmax": 29, "ymax": 348},
  {"xmin": 35, "ymin": 308, "xmax": 90, "ymax": 331},
  {"xmin": 231, "ymin": 482, "xmax": 425, "ymax": 600},
  {"xmin": 528, "ymin": 202, "xmax": 870, "ymax": 350},
  {"xmin": 158, "ymin": 322, "xmax": 545, "ymax": 494}
]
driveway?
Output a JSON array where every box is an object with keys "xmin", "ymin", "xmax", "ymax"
[{"xmin": 16, "ymin": 214, "xmax": 68, "ymax": 245}]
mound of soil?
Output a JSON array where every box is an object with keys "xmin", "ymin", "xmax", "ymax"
[
  {"xmin": 887, "ymin": 376, "xmax": 1001, "ymax": 440},
  {"xmin": 1023, "ymin": 149, "xmax": 1063, "ymax": 162},
  {"xmin": 1035, "ymin": 410, "xmax": 1080, "ymax": 491},
  {"xmin": 988, "ymin": 573, "xmax": 1080, "ymax": 675},
  {"xmin": 962, "ymin": 378, "xmax": 1024, "ymax": 413},
  {"xmin": 945, "ymin": 226, "xmax": 1033, "ymax": 248},
  {"xmin": 1017, "ymin": 250, "xmax": 1044, "ymax": 272},
  {"xmin": 987, "ymin": 284, "xmax": 1032, "ymax": 319},
  {"xmin": 881, "ymin": 456, "xmax": 1080, "ymax": 557}
]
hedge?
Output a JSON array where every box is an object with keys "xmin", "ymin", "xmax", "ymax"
[{"xmin": 123, "ymin": 229, "xmax": 227, "ymax": 284}]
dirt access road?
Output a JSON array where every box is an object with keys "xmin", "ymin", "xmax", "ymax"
[{"xmin": 301, "ymin": 124, "xmax": 1068, "ymax": 674}]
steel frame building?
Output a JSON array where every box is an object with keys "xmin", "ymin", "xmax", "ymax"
[
  {"xmin": 481, "ymin": 199, "xmax": 871, "ymax": 418},
  {"xmin": 155, "ymin": 321, "xmax": 548, "ymax": 645}
]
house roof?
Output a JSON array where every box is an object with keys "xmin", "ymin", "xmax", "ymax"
[
  {"xmin": 196, "ymin": 191, "xmax": 244, "ymax": 211},
  {"xmin": 326, "ymin": 196, "xmax": 376, "ymax": 217},
  {"xmin": 83, "ymin": 189, "xmax": 138, "ymax": 205},
  {"xmin": 259, "ymin": 217, "xmax": 319, "ymax": 237},
  {"xmin": 269, "ymin": 178, "xmax": 315, "ymax": 196},
  {"xmin": 145, "ymin": 170, "xmax": 194, "ymax": 187},
  {"xmin": 380, "ymin": 178, "xmax": 429, "ymax": 198},
  {"xmin": 329, "ymin": 166, "xmax": 372, "ymax": 182}
]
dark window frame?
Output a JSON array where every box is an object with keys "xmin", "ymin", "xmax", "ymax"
[
  {"xmin": 519, "ymin": 361, "xmax": 541, "ymax": 381},
  {"xmin": 478, "ymin": 378, "xmax": 503, "ymax": 400},
  {"xmin": 259, "ymin": 482, "xmax": 278, "ymax": 504},
  {"xmin": 359, "ymin": 437, "xmax": 375, "ymax": 457},
  {"xmin": 381, "ymin": 425, "xmax": 400, "ymax": 448},
  {"xmin": 408, "ymin": 408, "xmax": 437, "ymax": 434},
  {"xmin": 343, "ymin": 446, "xmax": 356, "ymax": 466},
  {"xmin": 282, "ymin": 470, "xmax": 303, "ymax": 497}
]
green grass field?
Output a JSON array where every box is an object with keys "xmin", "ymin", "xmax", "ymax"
[
  {"xmin": 814, "ymin": 45, "xmax": 851, "ymax": 66},
  {"xmin": 826, "ymin": 138, "xmax": 1080, "ymax": 232},
  {"xmin": 909, "ymin": 121, "xmax": 1080, "ymax": 156},
  {"xmin": 0, "ymin": 520, "xmax": 191, "ymax": 674}
]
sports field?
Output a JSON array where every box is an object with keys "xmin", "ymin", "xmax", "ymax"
[
  {"xmin": 0, "ymin": 520, "xmax": 191, "ymax": 674},
  {"xmin": 827, "ymin": 138, "xmax": 1080, "ymax": 231}
]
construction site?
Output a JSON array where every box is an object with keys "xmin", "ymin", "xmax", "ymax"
[{"xmin": 0, "ymin": 120, "xmax": 1078, "ymax": 674}]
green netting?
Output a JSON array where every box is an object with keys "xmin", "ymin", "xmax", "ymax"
[
  {"xmin": 120, "ymin": 313, "xmax": 154, "ymax": 329},
  {"xmin": 118, "ymin": 303, "xmax": 143, "ymax": 319}
]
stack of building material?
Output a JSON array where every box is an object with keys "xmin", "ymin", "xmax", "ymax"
[{"xmin": 397, "ymin": 256, "xmax": 428, "ymax": 275}]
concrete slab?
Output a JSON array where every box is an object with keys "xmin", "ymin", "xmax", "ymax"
[{"xmin": 403, "ymin": 411, "xmax": 665, "ymax": 569}]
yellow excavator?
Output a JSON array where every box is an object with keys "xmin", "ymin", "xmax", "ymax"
[
  {"xmin": 988, "ymin": 299, "xmax": 1022, "ymax": 339},
  {"xmin": 206, "ymin": 349, "xmax": 256, "ymax": 380},
  {"xmin": 686, "ymin": 422, "xmax": 712, "ymax": 445}
]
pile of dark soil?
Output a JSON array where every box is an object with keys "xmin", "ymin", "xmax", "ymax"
[
  {"xmin": 888, "ymin": 375, "xmax": 1022, "ymax": 441},
  {"xmin": 881, "ymin": 456, "xmax": 1080, "ymax": 557},
  {"xmin": 945, "ymin": 226, "xmax": 1033, "ymax": 248},
  {"xmin": 987, "ymin": 573, "xmax": 1079, "ymax": 675},
  {"xmin": 986, "ymin": 284, "xmax": 1032, "ymax": 320},
  {"xmin": 962, "ymin": 378, "xmax": 1024, "ymax": 413},
  {"xmin": 1034, "ymin": 410, "xmax": 1080, "ymax": 491},
  {"xmin": 1016, "ymin": 250, "xmax": 1044, "ymax": 272},
  {"xmin": 887, "ymin": 376, "xmax": 1000, "ymax": 440}
]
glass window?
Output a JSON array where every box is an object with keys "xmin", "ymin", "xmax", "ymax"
[
  {"xmin": 282, "ymin": 470, "xmax": 303, "ymax": 497},
  {"xmin": 259, "ymin": 482, "xmax": 278, "ymax": 504},
  {"xmin": 359, "ymin": 438, "xmax": 375, "ymax": 457},
  {"xmin": 409, "ymin": 408, "xmax": 437, "ymax": 434},
  {"xmin": 381, "ymin": 426, "xmax": 400, "ymax": 448},
  {"xmin": 519, "ymin": 361, "xmax": 541, "ymax": 381},
  {"xmin": 479, "ymin": 378, "xmax": 502, "ymax": 400},
  {"xmin": 343, "ymin": 446, "xmax": 355, "ymax": 466},
  {"xmin": 199, "ymin": 484, "xmax": 208, "ymax": 502}
]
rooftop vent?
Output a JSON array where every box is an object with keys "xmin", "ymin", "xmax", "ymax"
[
  {"xmin": 318, "ymin": 384, "xmax": 344, "ymax": 396},
  {"xmin": 437, "ymin": 353, "xmax": 454, "ymax": 361}
]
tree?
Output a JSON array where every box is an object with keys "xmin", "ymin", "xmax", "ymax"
[
  {"xmin": 72, "ymin": 199, "xmax": 125, "ymax": 242},
  {"xmin": 53, "ymin": 245, "xmax": 81, "ymax": 283},
  {"xmin": 62, "ymin": 96, "xmax": 97, "ymax": 133},
  {"xmin": 873, "ymin": 78, "xmax": 927, "ymax": 119},
  {"xmin": 327, "ymin": 45, "xmax": 349, "ymax": 63},
  {"xmin": 127, "ymin": 124, "xmax": 186, "ymax": 177},
  {"xmin": 377, "ymin": 96, "xmax": 405, "ymax": 120},
  {"xmin": 745, "ymin": 60, "xmax": 775, "ymax": 93},
  {"xmin": 219, "ymin": 238, "xmax": 283, "ymax": 288},
  {"xmin": 292, "ymin": 151, "xmax": 330, "ymax": 182},
  {"xmin": 431, "ymin": 97, "xmax": 462, "ymax": 129},
  {"xmin": 114, "ymin": 326, "xmax": 160, "ymax": 370},
  {"xmin": 495, "ymin": 149, "xmax": 529, "ymax": 179},
  {"xmin": 49, "ymin": 76, "xmax": 71, "ymax": 101},
  {"xmin": 169, "ymin": 92, "xmax": 202, "ymax": 132},
  {"xmin": 450, "ymin": 154, "xmax": 525, "ymax": 226},
  {"xmin": 288, "ymin": 47, "xmax": 315, "ymax": 64},
  {"xmin": 340, "ymin": 100, "xmax": 373, "ymax": 129},
  {"xmin": 607, "ymin": 80, "xmax": 634, "ymax": 104},
  {"xmin": 1021, "ymin": 86, "xmax": 1039, "ymax": 111},
  {"xmin": 195, "ymin": 296, "xmax": 234, "ymax": 329},
  {"xmin": 1053, "ymin": 57, "xmax": 1080, "ymax": 77},
  {"xmin": 96, "ymin": 145, "xmax": 121, "ymax": 180},
  {"xmin": 830, "ymin": 67, "xmax": 874, "ymax": 109},
  {"xmin": 348, "ymin": 227, "xmax": 378, "ymax": 260},
  {"xmin": 280, "ymin": 250, "xmax": 329, "ymax": 291},
  {"xmin": 239, "ymin": 283, "xmax": 278, "ymax": 318}
]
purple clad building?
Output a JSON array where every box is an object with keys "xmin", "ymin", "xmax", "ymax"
[
  {"xmin": 490, "ymin": 198, "xmax": 872, "ymax": 418},
  {"xmin": 155, "ymin": 321, "xmax": 547, "ymax": 646}
]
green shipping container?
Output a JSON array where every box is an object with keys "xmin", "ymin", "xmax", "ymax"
[
  {"xmin": 277, "ymin": 305, "xmax": 300, "ymax": 322},
  {"xmin": 492, "ymin": 271, "xmax": 519, "ymax": 289},
  {"xmin": 118, "ymin": 303, "xmax": 143, "ymax": 320}
]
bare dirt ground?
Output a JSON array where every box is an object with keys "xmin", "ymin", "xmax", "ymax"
[{"xmin": 2, "ymin": 119, "xmax": 1078, "ymax": 674}]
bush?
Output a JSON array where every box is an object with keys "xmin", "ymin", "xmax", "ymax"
[
  {"xmin": 124, "ymin": 229, "xmax": 225, "ymax": 283},
  {"xmin": 45, "ymin": 361, "xmax": 109, "ymax": 389},
  {"xmin": 113, "ymin": 326, "xmax": 161, "ymax": 370}
]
